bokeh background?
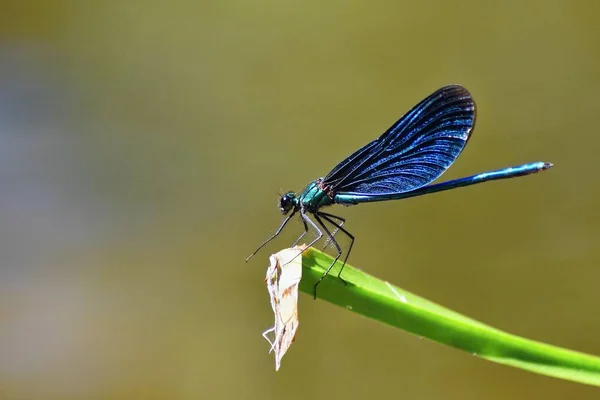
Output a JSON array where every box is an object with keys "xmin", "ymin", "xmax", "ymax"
[{"xmin": 1, "ymin": 1, "xmax": 599, "ymax": 399}]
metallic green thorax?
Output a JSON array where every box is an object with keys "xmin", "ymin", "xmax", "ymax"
[{"xmin": 299, "ymin": 179, "xmax": 333, "ymax": 212}]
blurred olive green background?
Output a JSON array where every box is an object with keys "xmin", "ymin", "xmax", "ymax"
[{"xmin": 1, "ymin": 1, "xmax": 599, "ymax": 399}]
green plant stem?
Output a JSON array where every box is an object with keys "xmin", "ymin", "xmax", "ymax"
[{"xmin": 298, "ymin": 248, "xmax": 600, "ymax": 387}]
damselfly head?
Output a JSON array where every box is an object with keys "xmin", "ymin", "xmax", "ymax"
[{"xmin": 279, "ymin": 192, "xmax": 297, "ymax": 214}]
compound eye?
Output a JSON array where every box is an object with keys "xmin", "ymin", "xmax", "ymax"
[{"xmin": 279, "ymin": 194, "xmax": 294, "ymax": 213}]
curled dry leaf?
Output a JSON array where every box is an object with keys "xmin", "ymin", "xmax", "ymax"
[{"xmin": 262, "ymin": 246, "xmax": 305, "ymax": 371}]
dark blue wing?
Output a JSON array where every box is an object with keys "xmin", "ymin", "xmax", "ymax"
[{"xmin": 322, "ymin": 85, "xmax": 476, "ymax": 195}]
